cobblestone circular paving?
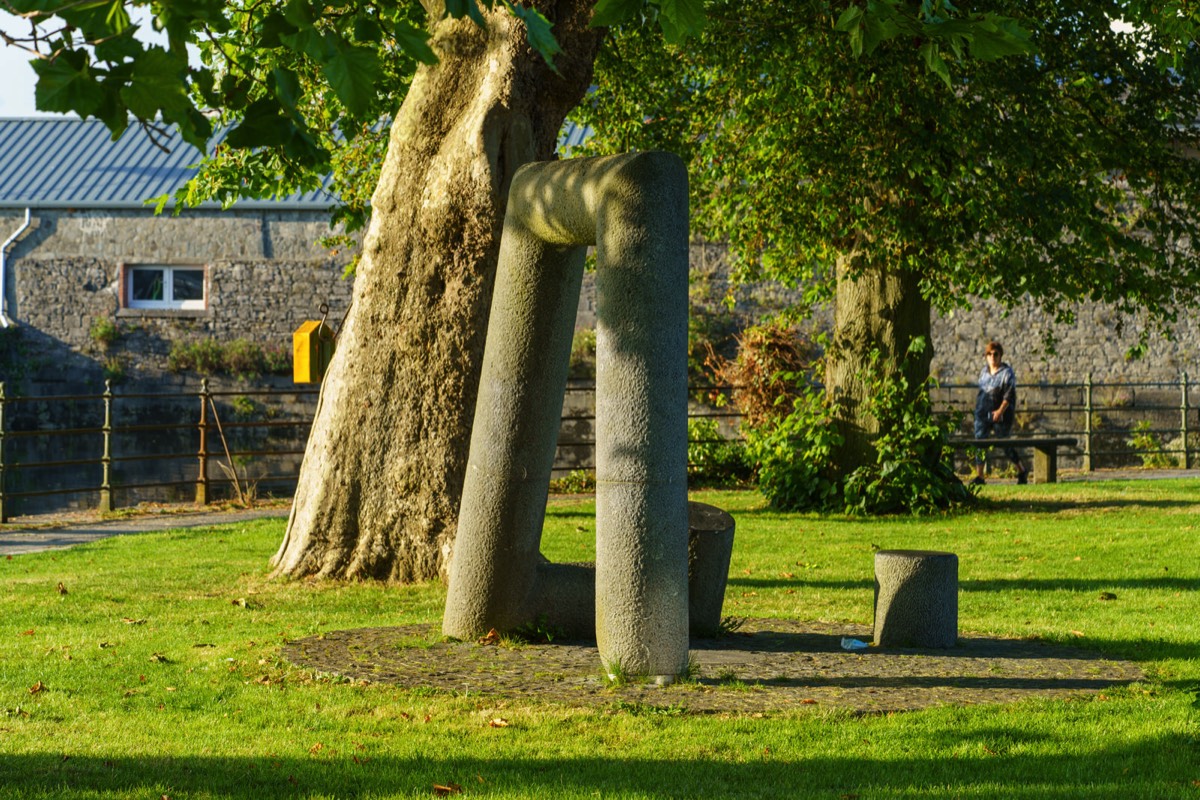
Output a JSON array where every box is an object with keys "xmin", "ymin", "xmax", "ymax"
[{"xmin": 282, "ymin": 618, "xmax": 1144, "ymax": 715}]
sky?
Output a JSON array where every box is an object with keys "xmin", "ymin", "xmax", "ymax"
[
  {"xmin": 0, "ymin": 8, "xmax": 171, "ymax": 118},
  {"xmin": 0, "ymin": 14, "xmax": 47, "ymax": 117}
]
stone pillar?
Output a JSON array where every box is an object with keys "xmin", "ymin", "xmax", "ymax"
[
  {"xmin": 443, "ymin": 152, "xmax": 690, "ymax": 682},
  {"xmin": 873, "ymin": 550, "xmax": 958, "ymax": 648}
]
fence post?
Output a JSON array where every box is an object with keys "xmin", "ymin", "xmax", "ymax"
[
  {"xmin": 1082, "ymin": 373, "xmax": 1093, "ymax": 472},
  {"xmin": 0, "ymin": 381, "xmax": 6, "ymax": 524},
  {"xmin": 99, "ymin": 379, "xmax": 114, "ymax": 513},
  {"xmin": 1183, "ymin": 371, "xmax": 1192, "ymax": 470},
  {"xmin": 196, "ymin": 378, "xmax": 210, "ymax": 505}
]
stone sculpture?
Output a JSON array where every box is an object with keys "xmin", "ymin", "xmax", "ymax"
[{"xmin": 442, "ymin": 151, "xmax": 703, "ymax": 682}]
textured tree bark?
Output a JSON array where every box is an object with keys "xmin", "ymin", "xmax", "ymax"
[
  {"xmin": 824, "ymin": 258, "xmax": 932, "ymax": 477},
  {"xmin": 271, "ymin": 2, "xmax": 602, "ymax": 582}
]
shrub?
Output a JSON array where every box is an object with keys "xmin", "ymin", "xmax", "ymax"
[
  {"xmin": 549, "ymin": 469, "xmax": 595, "ymax": 494},
  {"xmin": 569, "ymin": 328, "xmax": 596, "ymax": 380},
  {"xmin": 839, "ymin": 350, "xmax": 973, "ymax": 515},
  {"xmin": 1128, "ymin": 421, "xmax": 1179, "ymax": 468},
  {"xmin": 168, "ymin": 338, "xmax": 293, "ymax": 379},
  {"xmin": 89, "ymin": 316, "xmax": 120, "ymax": 349},
  {"xmin": 744, "ymin": 341, "xmax": 974, "ymax": 516},
  {"xmin": 102, "ymin": 356, "xmax": 126, "ymax": 384},
  {"xmin": 262, "ymin": 345, "xmax": 292, "ymax": 375},
  {"xmin": 686, "ymin": 417, "xmax": 753, "ymax": 488},
  {"xmin": 705, "ymin": 319, "xmax": 819, "ymax": 428},
  {"xmin": 743, "ymin": 383, "xmax": 842, "ymax": 511}
]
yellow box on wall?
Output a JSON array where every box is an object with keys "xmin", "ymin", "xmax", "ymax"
[{"xmin": 293, "ymin": 320, "xmax": 335, "ymax": 383}]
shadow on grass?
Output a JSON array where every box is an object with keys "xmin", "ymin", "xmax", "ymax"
[
  {"xmin": 717, "ymin": 495, "xmax": 1200, "ymax": 520},
  {"xmin": 978, "ymin": 497, "xmax": 1200, "ymax": 514},
  {"xmin": 698, "ymin": 628, "xmax": 1153, "ymax": 663},
  {"xmin": 1, "ymin": 732, "xmax": 1195, "ymax": 798},
  {"xmin": 727, "ymin": 576, "xmax": 1200, "ymax": 593}
]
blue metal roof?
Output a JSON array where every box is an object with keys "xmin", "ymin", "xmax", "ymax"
[
  {"xmin": 559, "ymin": 120, "xmax": 592, "ymax": 153},
  {"xmin": 0, "ymin": 117, "xmax": 337, "ymax": 210}
]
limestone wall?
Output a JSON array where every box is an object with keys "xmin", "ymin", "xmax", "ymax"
[
  {"xmin": 0, "ymin": 208, "xmax": 353, "ymax": 386},
  {"xmin": 573, "ymin": 241, "xmax": 1200, "ymax": 385}
]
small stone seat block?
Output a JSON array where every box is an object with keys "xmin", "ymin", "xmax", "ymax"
[
  {"xmin": 873, "ymin": 550, "xmax": 958, "ymax": 648},
  {"xmin": 687, "ymin": 501, "xmax": 735, "ymax": 637}
]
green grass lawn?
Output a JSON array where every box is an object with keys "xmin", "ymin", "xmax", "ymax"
[{"xmin": 1, "ymin": 480, "xmax": 1198, "ymax": 798}]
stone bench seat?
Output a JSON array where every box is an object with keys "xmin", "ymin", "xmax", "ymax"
[{"xmin": 949, "ymin": 436, "xmax": 1078, "ymax": 484}]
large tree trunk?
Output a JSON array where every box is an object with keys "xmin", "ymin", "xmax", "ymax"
[
  {"xmin": 271, "ymin": 1, "xmax": 602, "ymax": 582},
  {"xmin": 824, "ymin": 257, "xmax": 932, "ymax": 477}
]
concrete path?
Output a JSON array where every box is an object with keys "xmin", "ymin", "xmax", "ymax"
[{"xmin": 0, "ymin": 508, "xmax": 288, "ymax": 556}]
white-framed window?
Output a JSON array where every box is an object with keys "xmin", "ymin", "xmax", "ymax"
[{"xmin": 125, "ymin": 265, "xmax": 207, "ymax": 310}]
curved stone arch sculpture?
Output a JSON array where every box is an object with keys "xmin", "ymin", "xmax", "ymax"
[{"xmin": 442, "ymin": 151, "xmax": 690, "ymax": 681}]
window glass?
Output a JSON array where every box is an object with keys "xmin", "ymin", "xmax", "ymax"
[
  {"xmin": 126, "ymin": 265, "xmax": 206, "ymax": 310},
  {"xmin": 173, "ymin": 269, "xmax": 204, "ymax": 301},
  {"xmin": 131, "ymin": 269, "xmax": 165, "ymax": 302}
]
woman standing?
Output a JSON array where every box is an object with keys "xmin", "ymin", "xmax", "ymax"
[{"xmin": 972, "ymin": 342, "xmax": 1028, "ymax": 485}]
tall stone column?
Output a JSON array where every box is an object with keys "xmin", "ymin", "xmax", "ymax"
[{"xmin": 443, "ymin": 151, "xmax": 690, "ymax": 682}]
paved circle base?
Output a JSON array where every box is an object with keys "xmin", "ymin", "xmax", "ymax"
[{"xmin": 282, "ymin": 619, "xmax": 1143, "ymax": 714}]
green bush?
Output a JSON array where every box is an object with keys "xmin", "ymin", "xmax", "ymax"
[
  {"xmin": 102, "ymin": 355, "xmax": 126, "ymax": 384},
  {"xmin": 1128, "ymin": 421, "xmax": 1179, "ymax": 468},
  {"xmin": 222, "ymin": 339, "xmax": 264, "ymax": 378},
  {"xmin": 89, "ymin": 315, "xmax": 120, "ymax": 349},
  {"xmin": 743, "ymin": 383, "xmax": 842, "ymax": 510},
  {"xmin": 568, "ymin": 328, "xmax": 596, "ymax": 380},
  {"xmin": 168, "ymin": 338, "xmax": 292, "ymax": 379},
  {"xmin": 687, "ymin": 417, "xmax": 753, "ymax": 488},
  {"xmin": 840, "ymin": 350, "xmax": 972, "ymax": 515},
  {"xmin": 548, "ymin": 469, "xmax": 596, "ymax": 494},
  {"xmin": 743, "ymin": 342, "xmax": 973, "ymax": 516}
]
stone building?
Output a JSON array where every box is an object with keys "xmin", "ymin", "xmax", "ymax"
[
  {"xmin": 0, "ymin": 117, "xmax": 354, "ymax": 516},
  {"xmin": 0, "ymin": 117, "xmax": 353, "ymax": 390}
]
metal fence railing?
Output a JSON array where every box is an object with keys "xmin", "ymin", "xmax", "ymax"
[
  {"xmin": 1, "ymin": 372, "xmax": 1195, "ymax": 520},
  {"xmin": 929, "ymin": 373, "xmax": 1196, "ymax": 471},
  {"xmin": 0, "ymin": 379, "xmax": 317, "ymax": 522}
]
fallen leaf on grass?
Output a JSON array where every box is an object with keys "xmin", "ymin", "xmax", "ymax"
[
  {"xmin": 20, "ymin": 629, "xmax": 34, "ymax": 636},
  {"xmin": 488, "ymin": 718, "xmax": 509, "ymax": 728},
  {"xmin": 1099, "ymin": 592, "xmax": 1117, "ymax": 601},
  {"xmin": 477, "ymin": 629, "xmax": 500, "ymax": 646},
  {"xmin": 1070, "ymin": 630, "xmax": 1085, "ymax": 637},
  {"xmin": 122, "ymin": 618, "xmax": 147, "ymax": 625},
  {"xmin": 423, "ymin": 714, "xmax": 432, "ymax": 723},
  {"xmin": 56, "ymin": 583, "xmax": 67, "ymax": 595},
  {"xmin": 164, "ymin": 687, "xmax": 177, "ymax": 692},
  {"xmin": 433, "ymin": 783, "xmax": 462, "ymax": 797},
  {"xmin": 800, "ymin": 699, "xmax": 817, "ymax": 705},
  {"xmin": 28, "ymin": 681, "xmax": 45, "ymax": 695},
  {"xmin": 309, "ymin": 743, "xmax": 323, "ymax": 755},
  {"xmin": 149, "ymin": 653, "xmax": 172, "ymax": 663}
]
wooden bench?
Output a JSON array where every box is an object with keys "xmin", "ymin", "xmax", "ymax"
[{"xmin": 949, "ymin": 436, "xmax": 1078, "ymax": 484}]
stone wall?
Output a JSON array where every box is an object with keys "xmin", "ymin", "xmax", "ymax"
[
  {"xmin": 0, "ymin": 375, "xmax": 320, "ymax": 517},
  {"xmin": 0, "ymin": 208, "xmax": 353, "ymax": 387},
  {"xmin": 573, "ymin": 241, "xmax": 1200, "ymax": 386}
]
